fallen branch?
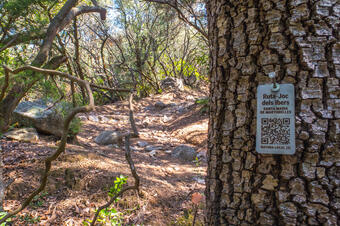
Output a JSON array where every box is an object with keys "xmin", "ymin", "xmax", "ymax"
[{"xmin": 90, "ymin": 135, "xmax": 140, "ymax": 225}]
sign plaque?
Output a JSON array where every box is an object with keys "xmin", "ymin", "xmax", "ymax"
[{"xmin": 256, "ymin": 84, "xmax": 295, "ymax": 154}]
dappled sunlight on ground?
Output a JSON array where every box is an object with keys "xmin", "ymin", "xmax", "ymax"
[{"xmin": 1, "ymin": 89, "xmax": 208, "ymax": 225}]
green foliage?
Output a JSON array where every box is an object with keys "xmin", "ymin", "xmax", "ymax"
[
  {"xmin": 108, "ymin": 175, "xmax": 128, "ymax": 198},
  {"xmin": 195, "ymin": 97, "xmax": 209, "ymax": 114},
  {"xmin": 3, "ymin": 0, "xmax": 58, "ymax": 17},
  {"xmin": 55, "ymin": 101, "xmax": 83, "ymax": 137},
  {"xmin": 171, "ymin": 208, "xmax": 203, "ymax": 226},
  {"xmin": 83, "ymin": 175, "xmax": 128, "ymax": 226},
  {"xmin": 0, "ymin": 211, "xmax": 11, "ymax": 226},
  {"xmin": 195, "ymin": 97, "xmax": 209, "ymax": 105},
  {"xmin": 194, "ymin": 156, "xmax": 201, "ymax": 167},
  {"xmin": 30, "ymin": 191, "xmax": 48, "ymax": 208},
  {"xmin": 19, "ymin": 214, "xmax": 40, "ymax": 224}
]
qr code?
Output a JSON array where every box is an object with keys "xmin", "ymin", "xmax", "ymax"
[{"xmin": 261, "ymin": 118, "xmax": 290, "ymax": 145}]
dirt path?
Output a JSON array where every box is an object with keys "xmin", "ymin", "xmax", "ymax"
[{"xmin": 1, "ymin": 89, "xmax": 208, "ymax": 225}]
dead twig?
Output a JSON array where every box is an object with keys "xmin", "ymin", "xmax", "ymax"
[{"xmin": 129, "ymin": 92, "xmax": 139, "ymax": 137}]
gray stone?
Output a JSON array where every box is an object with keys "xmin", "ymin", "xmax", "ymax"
[
  {"xmin": 136, "ymin": 141, "xmax": 149, "ymax": 147},
  {"xmin": 13, "ymin": 100, "xmax": 78, "ymax": 137},
  {"xmin": 172, "ymin": 145, "xmax": 197, "ymax": 161},
  {"xmin": 98, "ymin": 115, "xmax": 109, "ymax": 122},
  {"xmin": 95, "ymin": 131, "xmax": 122, "ymax": 145},
  {"xmin": 88, "ymin": 115, "xmax": 99, "ymax": 122},
  {"xmin": 4, "ymin": 128, "xmax": 39, "ymax": 142},
  {"xmin": 160, "ymin": 77, "xmax": 184, "ymax": 91},
  {"xmin": 145, "ymin": 145, "xmax": 163, "ymax": 151}
]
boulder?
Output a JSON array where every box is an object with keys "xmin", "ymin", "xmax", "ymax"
[
  {"xmin": 13, "ymin": 100, "xmax": 79, "ymax": 137},
  {"xmin": 4, "ymin": 128, "xmax": 39, "ymax": 142},
  {"xmin": 95, "ymin": 131, "xmax": 122, "ymax": 145},
  {"xmin": 160, "ymin": 77, "xmax": 184, "ymax": 91},
  {"xmin": 172, "ymin": 145, "xmax": 197, "ymax": 161}
]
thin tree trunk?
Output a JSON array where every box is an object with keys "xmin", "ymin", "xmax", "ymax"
[
  {"xmin": 206, "ymin": 0, "xmax": 339, "ymax": 225},
  {"xmin": 73, "ymin": 18, "xmax": 87, "ymax": 104}
]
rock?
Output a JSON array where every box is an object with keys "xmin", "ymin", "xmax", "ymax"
[
  {"xmin": 193, "ymin": 177, "xmax": 205, "ymax": 184},
  {"xmin": 95, "ymin": 131, "xmax": 122, "ymax": 145},
  {"xmin": 4, "ymin": 128, "xmax": 39, "ymax": 142},
  {"xmin": 98, "ymin": 115, "xmax": 109, "ymax": 122},
  {"xmin": 160, "ymin": 77, "xmax": 184, "ymax": 91},
  {"xmin": 149, "ymin": 150, "xmax": 157, "ymax": 158},
  {"xmin": 88, "ymin": 115, "xmax": 99, "ymax": 122},
  {"xmin": 162, "ymin": 115, "xmax": 172, "ymax": 123},
  {"xmin": 145, "ymin": 145, "xmax": 163, "ymax": 151},
  {"xmin": 129, "ymin": 146, "xmax": 138, "ymax": 152},
  {"xmin": 172, "ymin": 145, "xmax": 197, "ymax": 161},
  {"xmin": 154, "ymin": 101, "xmax": 167, "ymax": 109},
  {"xmin": 13, "ymin": 100, "xmax": 79, "ymax": 137},
  {"xmin": 137, "ymin": 141, "xmax": 149, "ymax": 147}
]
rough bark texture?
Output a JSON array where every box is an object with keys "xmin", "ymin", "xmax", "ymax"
[{"xmin": 206, "ymin": 0, "xmax": 339, "ymax": 225}]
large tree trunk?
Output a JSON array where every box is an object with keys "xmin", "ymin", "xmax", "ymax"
[{"xmin": 206, "ymin": 0, "xmax": 339, "ymax": 225}]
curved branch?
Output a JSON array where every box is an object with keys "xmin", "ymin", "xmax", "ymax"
[
  {"xmin": 0, "ymin": 29, "xmax": 46, "ymax": 53},
  {"xmin": 33, "ymin": 0, "xmax": 107, "ymax": 66},
  {"xmin": 3, "ymin": 65, "xmax": 131, "ymax": 92},
  {"xmin": 0, "ymin": 67, "xmax": 95, "ymax": 224}
]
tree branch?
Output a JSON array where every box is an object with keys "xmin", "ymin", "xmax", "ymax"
[
  {"xmin": 145, "ymin": 0, "xmax": 208, "ymax": 39},
  {"xmin": 33, "ymin": 0, "xmax": 107, "ymax": 66},
  {"xmin": 0, "ymin": 66, "xmax": 95, "ymax": 224},
  {"xmin": 0, "ymin": 29, "xmax": 46, "ymax": 53},
  {"xmin": 3, "ymin": 65, "xmax": 131, "ymax": 93}
]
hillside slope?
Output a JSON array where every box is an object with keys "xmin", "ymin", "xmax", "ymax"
[{"xmin": 1, "ymin": 89, "xmax": 208, "ymax": 225}]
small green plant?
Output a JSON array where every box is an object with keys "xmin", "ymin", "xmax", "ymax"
[
  {"xmin": 19, "ymin": 214, "xmax": 40, "ymax": 224},
  {"xmin": 0, "ymin": 211, "xmax": 11, "ymax": 226},
  {"xmin": 108, "ymin": 175, "xmax": 128, "ymax": 198},
  {"xmin": 195, "ymin": 97, "xmax": 209, "ymax": 114},
  {"xmin": 30, "ymin": 191, "xmax": 48, "ymax": 208},
  {"xmin": 193, "ymin": 156, "xmax": 201, "ymax": 167},
  {"xmin": 83, "ymin": 175, "xmax": 128, "ymax": 226}
]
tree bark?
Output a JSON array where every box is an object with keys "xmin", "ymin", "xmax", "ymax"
[{"xmin": 206, "ymin": 0, "xmax": 339, "ymax": 225}]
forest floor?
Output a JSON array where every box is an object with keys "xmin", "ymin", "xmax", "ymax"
[{"xmin": 1, "ymin": 88, "xmax": 209, "ymax": 225}]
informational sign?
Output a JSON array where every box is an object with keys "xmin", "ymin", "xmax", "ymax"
[{"xmin": 256, "ymin": 84, "xmax": 295, "ymax": 154}]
